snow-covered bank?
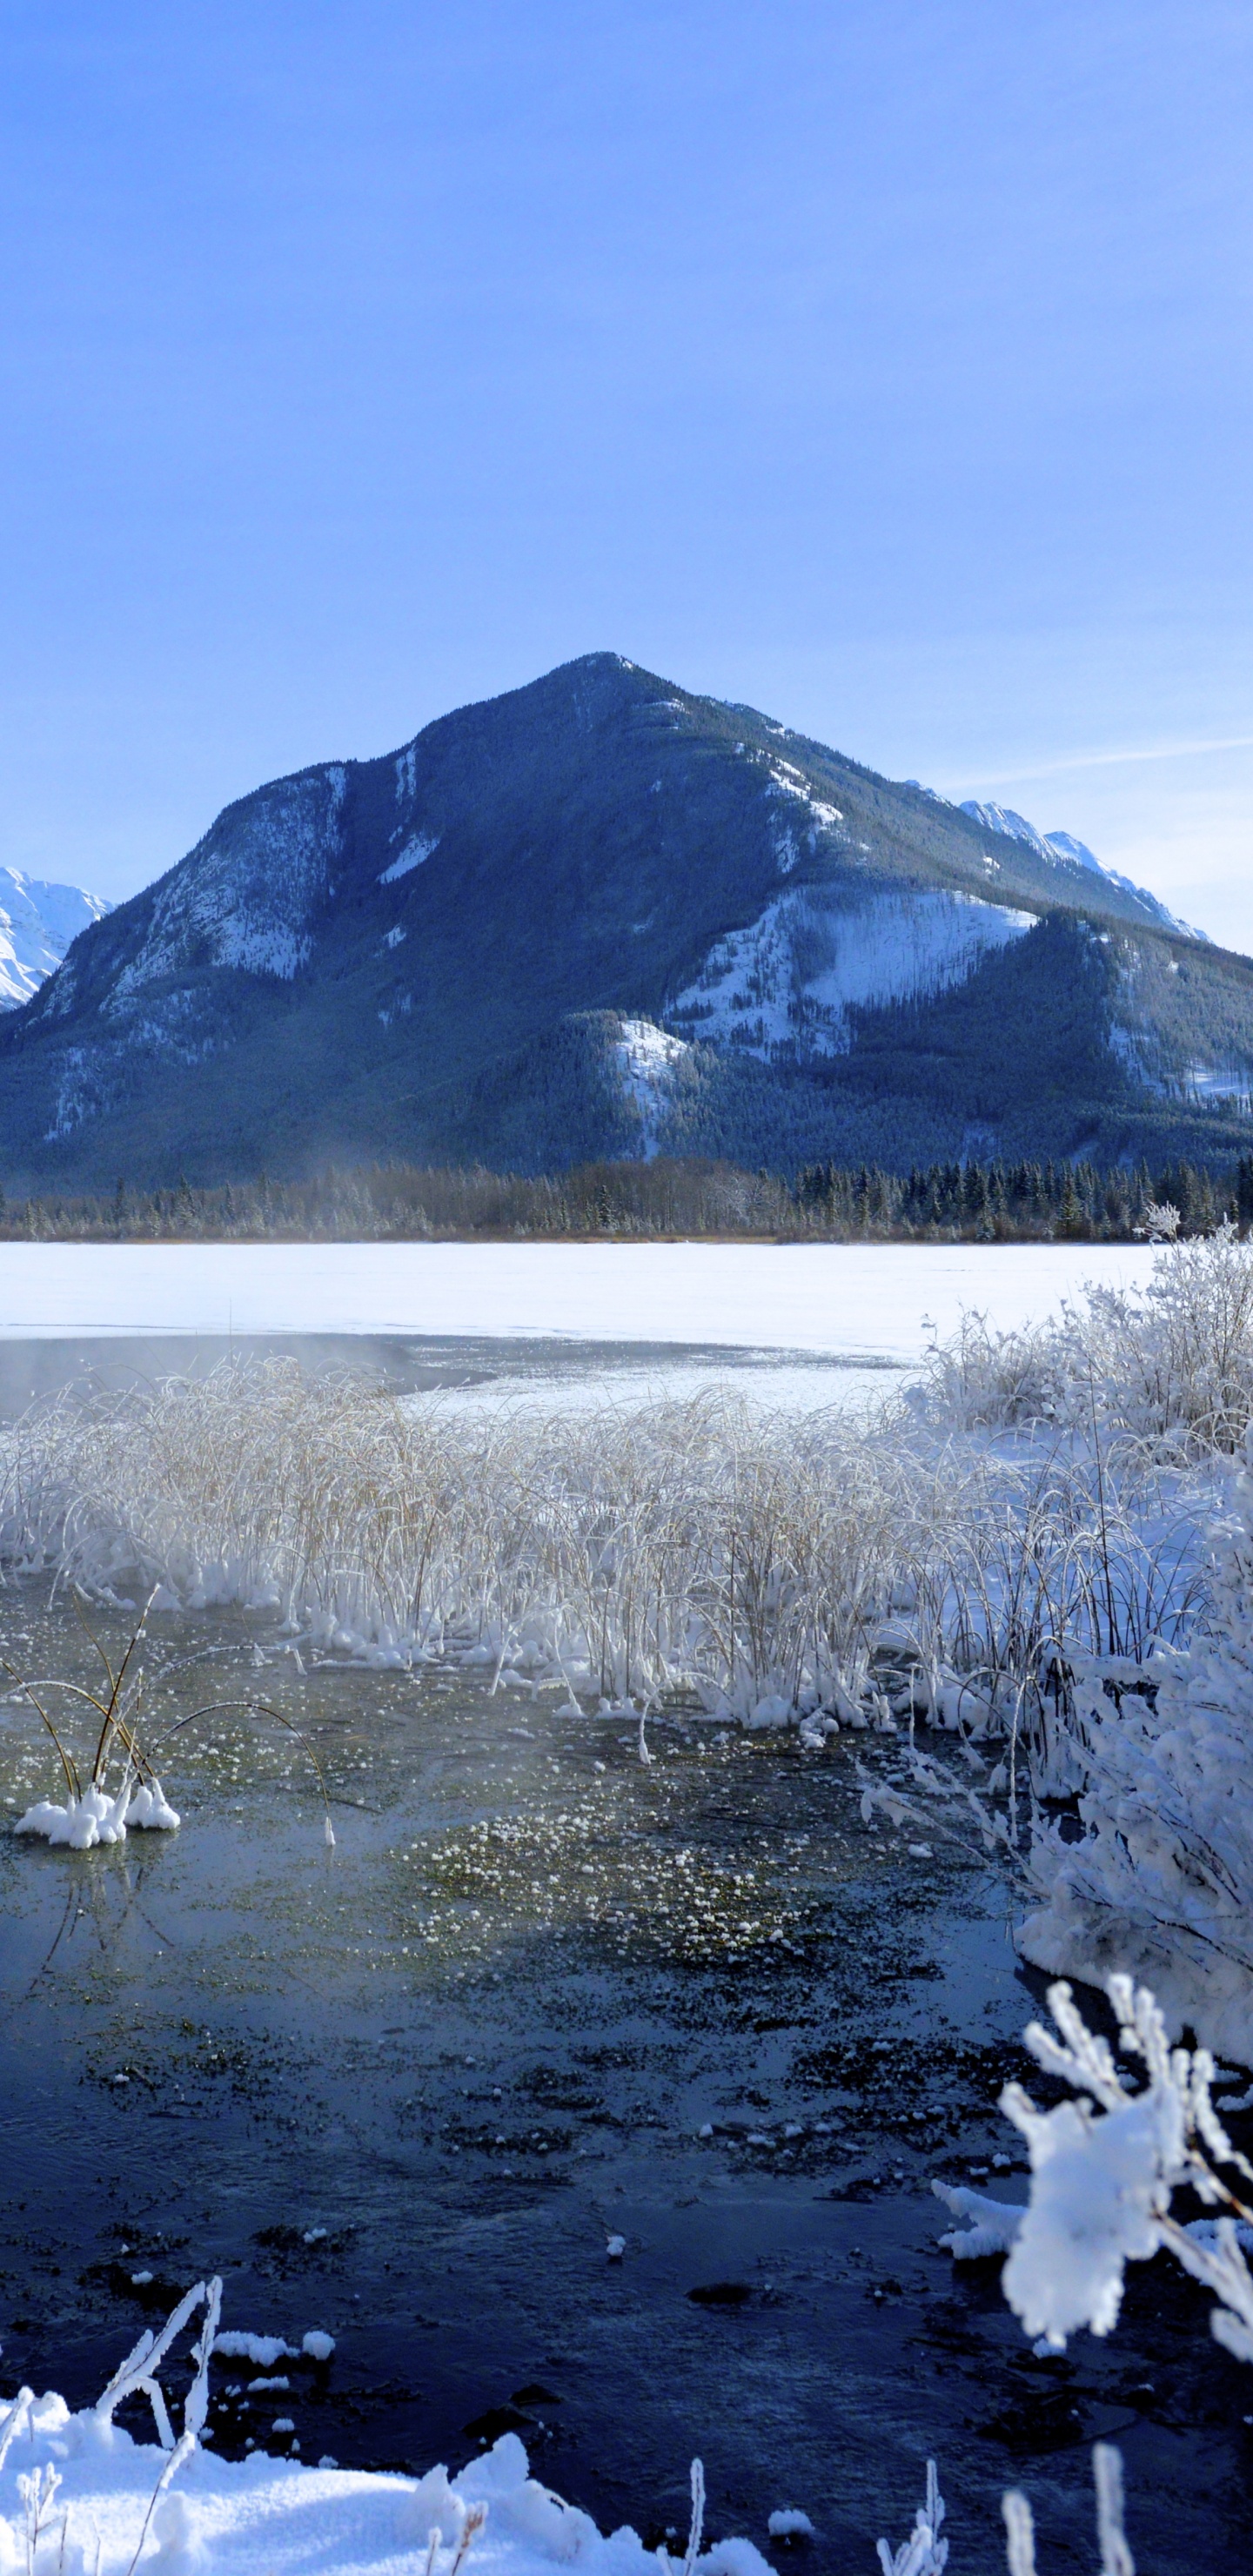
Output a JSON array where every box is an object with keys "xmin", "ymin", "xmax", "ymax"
[
  {"xmin": 0, "ymin": 2389, "xmax": 768, "ymax": 2576},
  {"xmin": 0, "ymin": 1240, "xmax": 1157, "ymax": 1362},
  {"xmin": 0, "ymin": 2277, "xmax": 772, "ymax": 2576}
]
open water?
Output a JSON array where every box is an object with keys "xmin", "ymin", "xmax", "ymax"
[{"xmin": 0, "ymin": 1331, "xmax": 1246, "ymax": 2571}]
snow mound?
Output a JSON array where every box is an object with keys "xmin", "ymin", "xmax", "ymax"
[{"xmin": 0, "ymin": 2398, "xmax": 773, "ymax": 2576}]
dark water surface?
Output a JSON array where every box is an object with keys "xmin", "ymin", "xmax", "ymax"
[{"xmin": 0, "ymin": 1588, "xmax": 1247, "ymax": 2573}]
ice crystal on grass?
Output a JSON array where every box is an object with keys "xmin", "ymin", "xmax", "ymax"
[{"xmin": 876, "ymin": 2462, "xmax": 947, "ymax": 2574}]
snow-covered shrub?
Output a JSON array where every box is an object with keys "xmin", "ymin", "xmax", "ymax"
[
  {"xmin": 948, "ymin": 1969, "xmax": 1253, "ymax": 2357},
  {"xmin": 935, "ymin": 1973, "xmax": 1253, "ymax": 2566},
  {"xmin": 1078, "ymin": 1225, "xmax": 1253, "ymax": 1454},
  {"xmin": 914, "ymin": 1226, "xmax": 1253, "ymax": 1455},
  {"xmin": 908, "ymin": 1311, "xmax": 1067, "ymax": 1432},
  {"xmin": 1018, "ymin": 1425, "xmax": 1253, "ymax": 2061}
]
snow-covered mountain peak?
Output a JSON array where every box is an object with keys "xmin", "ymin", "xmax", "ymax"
[
  {"xmin": 0, "ymin": 866, "xmax": 111, "ymax": 1010},
  {"xmin": 959, "ymin": 800, "xmax": 1206, "ymax": 943}
]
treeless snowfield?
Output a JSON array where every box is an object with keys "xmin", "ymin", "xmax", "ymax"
[{"xmin": 0, "ymin": 1240, "xmax": 1158, "ymax": 1361}]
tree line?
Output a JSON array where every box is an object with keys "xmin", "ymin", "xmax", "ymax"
[{"xmin": 3, "ymin": 1150, "xmax": 1252, "ymax": 1242}]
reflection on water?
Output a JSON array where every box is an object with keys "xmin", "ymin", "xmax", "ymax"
[{"xmin": 0, "ymin": 1585, "xmax": 1247, "ymax": 2572}]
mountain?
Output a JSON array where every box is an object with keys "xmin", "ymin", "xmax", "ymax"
[
  {"xmin": 1, "ymin": 652, "xmax": 1251, "ymax": 1190},
  {"xmin": 957, "ymin": 801, "xmax": 1204, "ymax": 942},
  {"xmin": 0, "ymin": 868, "xmax": 111, "ymax": 1010}
]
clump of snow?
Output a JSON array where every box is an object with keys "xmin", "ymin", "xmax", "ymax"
[
  {"xmin": 932, "ymin": 2184, "xmax": 1024, "ymax": 2261},
  {"xmin": 301, "ymin": 2331, "xmax": 335, "ymax": 2361},
  {"xmin": 1000, "ymin": 2087, "xmax": 1170, "ymax": 2345},
  {"xmin": 211, "ymin": 2333, "xmax": 295, "ymax": 2368},
  {"xmin": 766, "ymin": 2508, "xmax": 814, "ymax": 2538},
  {"xmin": 14, "ymin": 1774, "xmax": 179, "ymax": 1848}
]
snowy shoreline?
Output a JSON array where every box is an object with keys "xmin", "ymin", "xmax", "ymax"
[{"xmin": 0, "ymin": 2383, "xmax": 771, "ymax": 2576}]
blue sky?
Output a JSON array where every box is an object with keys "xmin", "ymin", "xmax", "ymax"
[{"xmin": 3, "ymin": 0, "xmax": 1252, "ymax": 944}]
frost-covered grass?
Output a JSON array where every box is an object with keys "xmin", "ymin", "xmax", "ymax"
[{"xmin": 0, "ymin": 1364, "xmax": 1202, "ymax": 1745}]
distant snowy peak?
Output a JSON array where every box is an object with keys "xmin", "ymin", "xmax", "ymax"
[
  {"xmin": 0, "ymin": 866, "xmax": 111, "ymax": 1010},
  {"xmin": 959, "ymin": 801, "xmax": 1207, "ymax": 943}
]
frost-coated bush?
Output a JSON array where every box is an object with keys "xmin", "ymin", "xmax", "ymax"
[
  {"xmin": 935, "ymin": 1973, "xmax": 1253, "ymax": 2568},
  {"xmin": 915, "ymin": 1225, "xmax": 1253, "ymax": 1454},
  {"xmin": 1018, "ymin": 1416, "xmax": 1253, "ymax": 2062}
]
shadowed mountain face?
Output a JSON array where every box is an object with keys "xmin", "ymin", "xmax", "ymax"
[{"xmin": 2, "ymin": 653, "xmax": 1252, "ymax": 1187}]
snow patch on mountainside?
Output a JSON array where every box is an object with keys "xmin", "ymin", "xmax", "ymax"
[
  {"xmin": 613, "ymin": 1017, "xmax": 688, "ymax": 1156},
  {"xmin": 0, "ymin": 867, "xmax": 111, "ymax": 1009},
  {"xmin": 1107, "ymin": 940, "xmax": 1253, "ymax": 1111},
  {"xmin": 1183, "ymin": 1063, "xmax": 1253, "ymax": 1108},
  {"xmin": 761, "ymin": 759, "xmax": 848, "ymax": 877},
  {"xmin": 379, "ymin": 833, "xmax": 438, "ymax": 882},
  {"xmin": 668, "ymin": 885, "xmax": 1034, "ymax": 1061}
]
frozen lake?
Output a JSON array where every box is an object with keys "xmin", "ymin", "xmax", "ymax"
[
  {"xmin": 0, "ymin": 1240, "xmax": 1156, "ymax": 1374},
  {"xmin": 0, "ymin": 1239, "xmax": 1163, "ymax": 1417}
]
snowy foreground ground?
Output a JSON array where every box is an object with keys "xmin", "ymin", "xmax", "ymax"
[
  {"xmin": 0, "ymin": 1239, "xmax": 1157, "ymax": 1361},
  {"xmin": 0, "ymin": 2397, "xmax": 767, "ymax": 2576}
]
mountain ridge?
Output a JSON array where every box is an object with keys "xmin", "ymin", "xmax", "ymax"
[{"xmin": 1, "ymin": 652, "xmax": 1251, "ymax": 1188}]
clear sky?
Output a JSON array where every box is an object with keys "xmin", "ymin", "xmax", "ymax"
[{"xmin": 3, "ymin": 1, "xmax": 1252, "ymax": 947}]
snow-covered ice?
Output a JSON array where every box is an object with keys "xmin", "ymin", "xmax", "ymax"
[{"xmin": 0, "ymin": 1242, "xmax": 1158, "ymax": 1365}]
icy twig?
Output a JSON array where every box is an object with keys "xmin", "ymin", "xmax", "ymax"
[
  {"xmin": 447, "ymin": 2501, "xmax": 486, "ymax": 2576},
  {"xmin": 875, "ymin": 2460, "xmax": 947, "ymax": 2574},
  {"xmin": 1001, "ymin": 2489, "xmax": 1035, "ymax": 2576},
  {"xmin": 95, "ymin": 2277, "xmax": 222, "ymax": 2450},
  {"xmin": 17, "ymin": 2461, "xmax": 61, "ymax": 2572},
  {"xmin": 680, "ymin": 2459, "xmax": 704, "ymax": 2576},
  {"xmin": 0, "ymin": 2387, "xmax": 34, "ymax": 2473},
  {"xmin": 183, "ymin": 2275, "xmax": 222, "ymax": 2440},
  {"xmin": 1093, "ymin": 2445, "xmax": 1135, "ymax": 2576},
  {"xmin": 120, "ymin": 2431, "xmax": 195, "ymax": 2576}
]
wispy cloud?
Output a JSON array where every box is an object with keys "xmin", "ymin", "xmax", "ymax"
[{"xmin": 940, "ymin": 735, "xmax": 1253, "ymax": 792}]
